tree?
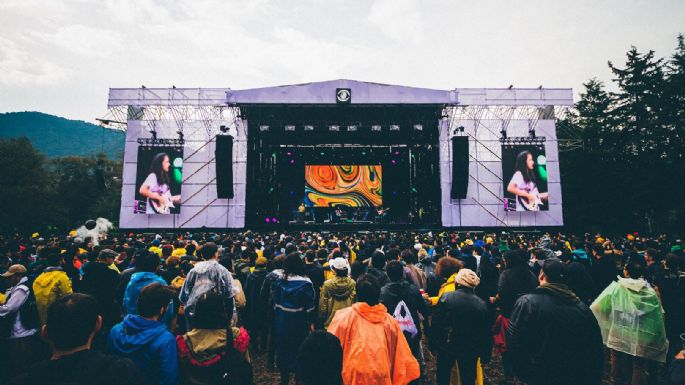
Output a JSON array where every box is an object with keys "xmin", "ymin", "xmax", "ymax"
[{"xmin": 0, "ymin": 138, "xmax": 55, "ymax": 233}]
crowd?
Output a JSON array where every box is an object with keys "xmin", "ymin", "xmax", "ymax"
[{"xmin": 0, "ymin": 229, "xmax": 684, "ymax": 385}]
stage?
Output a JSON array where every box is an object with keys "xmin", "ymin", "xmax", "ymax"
[{"xmin": 109, "ymin": 80, "xmax": 571, "ymax": 229}]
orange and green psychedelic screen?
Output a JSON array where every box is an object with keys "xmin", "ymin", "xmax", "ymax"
[{"xmin": 304, "ymin": 165, "xmax": 382, "ymax": 207}]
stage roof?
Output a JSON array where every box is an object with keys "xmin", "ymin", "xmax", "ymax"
[{"xmin": 108, "ymin": 79, "xmax": 573, "ymax": 108}]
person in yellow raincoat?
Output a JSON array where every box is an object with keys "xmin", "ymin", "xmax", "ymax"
[
  {"xmin": 328, "ymin": 275, "xmax": 419, "ymax": 385},
  {"xmin": 32, "ymin": 254, "xmax": 73, "ymax": 325},
  {"xmin": 426, "ymin": 256, "xmax": 485, "ymax": 385}
]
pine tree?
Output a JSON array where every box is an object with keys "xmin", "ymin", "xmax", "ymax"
[{"xmin": 608, "ymin": 47, "xmax": 667, "ymax": 159}]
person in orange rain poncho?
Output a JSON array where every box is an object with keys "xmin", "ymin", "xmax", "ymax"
[{"xmin": 327, "ymin": 275, "xmax": 420, "ymax": 385}]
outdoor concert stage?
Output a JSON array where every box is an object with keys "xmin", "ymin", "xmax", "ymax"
[{"xmin": 107, "ymin": 80, "xmax": 572, "ymax": 230}]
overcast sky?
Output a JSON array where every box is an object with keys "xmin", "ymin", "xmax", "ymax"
[{"xmin": 1, "ymin": 0, "xmax": 683, "ymax": 122}]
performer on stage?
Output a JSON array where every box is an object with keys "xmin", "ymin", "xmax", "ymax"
[
  {"xmin": 506, "ymin": 150, "xmax": 548, "ymax": 211},
  {"xmin": 139, "ymin": 152, "xmax": 181, "ymax": 214}
]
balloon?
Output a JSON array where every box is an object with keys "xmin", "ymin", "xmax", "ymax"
[{"xmin": 85, "ymin": 220, "xmax": 96, "ymax": 230}]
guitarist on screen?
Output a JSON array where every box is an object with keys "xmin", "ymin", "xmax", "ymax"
[
  {"xmin": 506, "ymin": 150, "xmax": 548, "ymax": 211},
  {"xmin": 139, "ymin": 152, "xmax": 181, "ymax": 214}
]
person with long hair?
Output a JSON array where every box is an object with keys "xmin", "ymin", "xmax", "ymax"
[
  {"xmin": 139, "ymin": 152, "xmax": 181, "ymax": 214},
  {"xmin": 271, "ymin": 252, "xmax": 316, "ymax": 385},
  {"xmin": 506, "ymin": 150, "xmax": 548, "ymax": 211},
  {"xmin": 175, "ymin": 291, "xmax": 253, "ymax": 385}
]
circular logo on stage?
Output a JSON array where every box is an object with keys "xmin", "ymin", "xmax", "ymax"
[{"xmin": 336, "ymin": 88, "xmax": 351, "ymax": 104}]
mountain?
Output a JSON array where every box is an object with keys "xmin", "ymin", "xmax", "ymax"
[{"xmin": 0, "ymin": 111, "xmax": 125, "ymax": 158}]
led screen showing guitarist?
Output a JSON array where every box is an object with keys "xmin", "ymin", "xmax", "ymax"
[
  {"xmin": 502, "ymin": 146, "xmax": 549, "ymax": 211},
  {"xmin": 134, "ymin": 146, "xmax": 183, "ymax": 214}
]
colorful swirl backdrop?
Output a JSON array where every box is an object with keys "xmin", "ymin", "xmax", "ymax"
[{"xmin": 304, "ymin": 165, "xmax": 382, "ymax": 207}]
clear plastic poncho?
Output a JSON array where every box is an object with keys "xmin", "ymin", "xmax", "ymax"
[
  {"xmin": 179, "ymin": 260, "xmax": 237, "ymax": 316},
  {"xmin": 590, "ymin": 277, "xmax": 669, "ymax": 363}
]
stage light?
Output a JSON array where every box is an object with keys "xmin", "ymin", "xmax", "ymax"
[
  {"xmin": 371, "ymin": 125, "xmax": 381, "ymax": 132},
  {"xmin": 290, "ymin": 159, "xmax": 295, "ymax": 164},
  {"xmin": 287, "ymin": 151, "xmax": 292, "ymax": 156},
  {"xmin": 265, "ymin": 217, "xmax": 270, "ymax": 223},
  {"xmin": 259, "ymin": 125, "xmax": 269, "ymax": 132},
  {"xmin": 285, "ymin": 125, "xmax": 296, "ymax": 132},
  {"xmin": 413, "ymin": 124, "xmax": 423, "ymax": 131},
  {"xmin": 500, "ymin": 129, "xmax": 507, "ymax": 139},
  {"xmin": 389, "ymin": 124, "xmax": 400, "ymax": 131},
  {"xmin": 304, "ymin": 125, "xmax": 314, "ymax": 131},
  {"xmin": 272, "ymin": 217, "xmax": 278, "ymax": 223},
  {"xmin": 529, "ymin": 128, "xmax": 536, "ymax": 138},
  {"xmin": 173, "ymin": 157, "xmax": 183, "ymax": 168},
  {"xmin": 347, "ymin": 125, "xmax": 357, "ymax": 132},
  {"xmin": 537, "ymin": 155, "xmax": 547, "ymax": 166},
  {"xmin": 320, "ymin": 152, "xmax": 325, "ymax": 156},
  {"xmin": 329, "ymin": 125, "xmax": 340, "ymax": 132},
  {"xmin": 391, "ymin": 160, "xmax": 397, "ymax": 164},
  {"xmin": 220, "ymin": 125, "xmax": 229, "ymax": 133},
  {"xmin": 394, "ymin": 151, "xmax": 400, "ymax": 155}
]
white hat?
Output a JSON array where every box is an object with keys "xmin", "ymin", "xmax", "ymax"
[
  {"xmin": 414, "ymin": 243, "xmax": 422, "ymax": 251},
  {"xmin": 329, "ymin": 257, "xmax": 350, "ymax": 273}
]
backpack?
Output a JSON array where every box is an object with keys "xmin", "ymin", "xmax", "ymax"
[
  {"xmin": 392, "ymin": 300, "xmax": 418, "ymax": 340},
  {"xmin": 177, "ymin": 331, "xmax": 254, "ymax": 385},
  {"xmin": 0, "ymin": 282, "xmax": 39, "ymax": 338}
]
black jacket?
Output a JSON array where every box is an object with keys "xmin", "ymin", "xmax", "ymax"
[
  {"xmin": 366, "ymin": 267, "xmax": 389, "ymax": 287},
  {"xmin": 475, "ymin": 256, "xmax": 499, "ymax": 302},
  {"xmin": 244, "ymin": 269, "xmax": 268, "ymax": 327},
  {"xmin": 591, "ymin": 255, "xmax": 616, "ymax": 297},
  {"xmin": 506, "ymin": 286, "xmax": 604, "ymax": 385},
  {"xmin": 9, "ymin": 349, "xmax": 144, "ymax": 385},
  {"xmin": 379, "ymin": 280, "xmax": 429, "ymax": 340},
  {"xmin": 497, "ymin": 265, "xmax": 538, "ymax": 317},
  {"xmin": 429, "ymin": 288, "xmax": 492, "ymax": 362},
  {"xmin": 81, "ymin": 262, "xmax": 120, "ymax": 327},
  {"xmin": 565, "ymin": 261, "xmax": 595, "ymax": 304}
]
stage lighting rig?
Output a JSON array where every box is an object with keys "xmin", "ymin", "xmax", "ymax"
[
  {"xmin": 329, "ymin": 125, "xmax": 340, "ymax": 132},
  {"xmin": 347, "ymin": 125, "xmax": 358, "ymax": 132},
  {"xmin": 389, "ymin": 124, "xmax": 400, "ymax": 131},
  {"xmin": 371, "ymin": 125, "xmax": 382, "ymax": 132},
  {"xmin": 500, "ymin": 129, "xmax": 507, "ymax": 139},
  {"xmin": 259, "ymin": 125, "xmax": 269, "ymax": 132},
  {"xmin": 499, "ymin": 136, "xmax": 546, "ymax": 146},
  {"xmin": 285, "ymin": 125, "xmax": 296, "ymax": 132},
  {"xmin": 413, "ymin": 124, "xmax": 423, "ymax": 131},
  {"xmin": 219, "ymin": 125, "xmax": 229, "ymax": 133},
  {"xmin": 304, "ymin": 125, "xmax": 314, "ymax": 131},
  {"xmin": 529, "ymin": 128, "xmax": 536, "ymax": 138}
]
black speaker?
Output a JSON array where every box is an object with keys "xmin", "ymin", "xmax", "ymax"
[
  {"xmin": 215, "ymin": 135, "xmax": 234, "ymax": 199},
  {"xmin": 450, "ymin": 136, "xmax": 469, "ymax": 199}
]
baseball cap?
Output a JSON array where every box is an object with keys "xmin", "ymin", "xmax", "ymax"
[
  {"xmin": 2, "ymin": 264, "xmax": 27, "ymax": 278},
  {"xmin": 541, "ymin": 258, "xmax": 565, "ymax": 283}
]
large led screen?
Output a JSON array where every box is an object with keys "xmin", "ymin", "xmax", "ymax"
[
  {"xmin": 502, "ymin": 145, "xmax": 548, "ymax": 211},
  {"xmin": 304, "ymin": 165, "xmax": 382, "ymax": 207},
  {"xmin": 134, "ymin": 146, "xmax": 183, "ymax": 214}
]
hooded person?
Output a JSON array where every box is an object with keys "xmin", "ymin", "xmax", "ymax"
[
  {"xmin": 380, "ymin": 260, "xmax": 430, "ymax": 380},
  {"xmin": 175, "ymin": 291, "xmax": 253, "ymax": 385},
  {"xmin": 123, "ymin": 250, "xmax": 174, "ymax": 326},
  {"xmin": 108, "ymin": 283, "xmax": 178, "ymax": 385},
  {"xmin": 507, "ymin": 259, "xmax": 603, "ymax": 385},
  {"xmin": 591, "ymin": 257, "xmax": 669, "ymax": 385},
  {"xmin": 430, "ymin": 268, "xmax": 490, "ymax": 385},
  {"xmin": 32, "ymin": 253, "xmax": 73, "ymax": 326},
  {"xmin": 81, "ymin": 249, "xmax": 120, "ymax": 329},
  {"xmin": 296, "ymin": 331, "xmax": 343, "ymax": 385},
  {"xmin": 179, "ymin": 242, "xmax": 236, "ymax": 330},
  {"xmin": 319, "ymin": 257, "xmax": 356, "ymax": 327},
  {"xmin": 271, "ymin": 253, "xmax": 316, "ymax": 385},
  {"xmin": 244, "ymin": 256, "xmax": 269, "ymax": 352},
  {"xmin": 327, "ymin": 275, "xmax": 420, "ymax": 385}
]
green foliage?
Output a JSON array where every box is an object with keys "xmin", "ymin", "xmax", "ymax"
[
  {"xmin": 563, "ymin": 35, "xmax": 685, "ymax": 233},
  {"xmin": 0, "ymin": 112, "xmax": 124, "ymax": 158},
  {"xmin": 0, "ymin": 137, "xmax": 122, "ymax": 234}
]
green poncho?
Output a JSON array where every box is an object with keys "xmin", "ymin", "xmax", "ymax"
[{"xmin": 590, "ymin": 277, "xmax": 669, "ymax": 363}]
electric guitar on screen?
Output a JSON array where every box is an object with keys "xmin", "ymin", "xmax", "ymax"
[
  {"xmin": 517, "ymin": 188, "xmax": 543, "ymax": 211},
  {"xmin": 150, "ymin": 191, "xmax": 179, "ymax": 214}
]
